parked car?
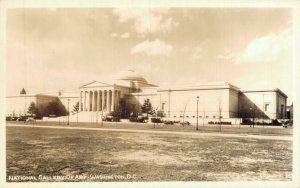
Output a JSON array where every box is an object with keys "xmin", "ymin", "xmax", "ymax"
[
  {"xmin": 163, "ymin": 120, "xmax": 174, "ymax": 125},
  {"xmin": 137, "ymin": 115, "xmax": 147, "ymax": 123},
  {"xmin": 16, "ymin": 116, "xmax": 27, "ymax": 122},
  {"xmin": 180, "ymin": 121, "xmax": 191, "ymax": 126},
  {"xmin": 283, "ymin": 120, "xmax": 293, "ymax": 128},
  {"xmin": 26, "ymin": 117, "xmax": 36, "ymax": 123},
  {"xmin": 103, "ymin": 114, "xmax": 120, "ymax": 122},
  {"xmin": 151, "ymin": 117, "xmax": 162, "ymax": 123}
]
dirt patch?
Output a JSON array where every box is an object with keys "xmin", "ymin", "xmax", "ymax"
[
  {"xmin": 113, "ymin": 150, "xmax": 184, "ymax": 166},
  {"xmin": 6, "ymin": 126, "xmax": 292, "ymax": 181}
]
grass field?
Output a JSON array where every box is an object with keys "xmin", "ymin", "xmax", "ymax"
[{"xmin": 6, "ymin": 124, "xmax": 293, "ymax": 182}]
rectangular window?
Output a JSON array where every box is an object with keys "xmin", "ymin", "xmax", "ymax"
[
  {"xmin": 264, "ymin": 103, "xmax": 269, "ymax": 112},
  {"xmin": 281, "ymin": 105, "xmax": 284, "ymax": 114},
  {"xmin": 206, "ymin": 116, "xmax": 209, "ymax": 118},
  {"xmin": 161, "ymin": 102, "xmax": 166, "ymax": 111},
  {"xmin": 131, "ymin": 104, "xmax": 136, "ymax": 110}
]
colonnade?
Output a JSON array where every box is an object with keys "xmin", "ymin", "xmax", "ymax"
[{"xmin": 79, "ymin": 90, "xmax": 121, "ymax": 112}]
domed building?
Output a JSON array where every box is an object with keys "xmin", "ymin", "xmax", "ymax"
[
  {"xmin": 40, "ymin": 69, "xmax": 287, "ymax": 124},
  {"xmin": 7, "ymin": 69, "xmax": 288, "ymax": 124},
  {"xmin": 78, "ymin": 70, "xmax": 158, "ymax": 118},
  {"xmin": 114, "ymin": 70, "xmax": 157, "ymax": 92}
]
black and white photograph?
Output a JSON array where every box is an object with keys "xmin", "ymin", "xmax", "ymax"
[{"xmin": 1, "ymin": 0, "xmax": 299, "ymax": 187}]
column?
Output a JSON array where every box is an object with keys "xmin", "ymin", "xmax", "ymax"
[
  {"xmin": 107, "ymin": 90, "xmax": 110, "ymax": 112},
  {"xmin": 92, "ymin": 91, "xmax": 95, "ymax": 111},
  {"xmin": 97, "ymin": 91, "xmax": 100, "ymax": 111},
  {"xmin": 102, "ymin": 90, "xmax": 105, "ymax": 111},
  {"xmin": 89, "ymin": 91, "xmax": 92, "ymax": 112},
  {"xmin": 84, "ymin": 91, "xmax": 87, "ymax": 111},
  {"xmin": 111, "ymin": 90, "xmax": 115, "ymax": 111}
]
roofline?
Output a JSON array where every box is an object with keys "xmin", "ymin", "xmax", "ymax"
[
  {"xmin": 6, "ymin": 94, "xmax": 58, "ymax": 98},
  {"xmin": 242, "ymin": 88, "xmax": 288, "ymax": 98},
  {"xmin": 158, "ymin": 82, "xmax": 240, "ymax": 92}
]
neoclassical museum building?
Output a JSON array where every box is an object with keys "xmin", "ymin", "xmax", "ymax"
[{"xmin": 6, "ymin": 70, "xmax": 288, "ymax": 123}]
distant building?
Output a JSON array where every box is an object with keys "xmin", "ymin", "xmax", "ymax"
[
  {"xmin": 286, "ymin": 104, "xmax": 293, "ymax": 119},
  {"xmin": 75, "ymin": 70, "xmax": 288, "ymax": 123},
  {"xmin": 6, "ymin": 70, "xmax": 289, "ymax": 123},
  {"xmin": 6, "ymin": 94, "xmax": 59, "ymax": 117}
]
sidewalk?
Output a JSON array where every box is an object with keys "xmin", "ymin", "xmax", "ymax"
[{"xmin": 7, "ymin": 123, "xmax": 292, "ymax": 141}]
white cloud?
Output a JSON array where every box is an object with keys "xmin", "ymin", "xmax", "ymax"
[
  {"xmin": 217, "ymin": 48, "xmax": 235, "ymax": 60},
  {"xmin": 235, "ymin": 28, "xmax": 292, "ymax": 64},
  {"xmin": 191, "ymin": 46, "xmax": 203, "ymax": 60},
  {"xmin": 234, "ymin": 28, "xmax": 293, "ymax": 103},
  {"xmin": 113, "ymin": 8, "xmax": 179, "ymax": 35},
  {"xmin": 131, "ymin": 39, "xmax": 173, "ymax": 56},
  {"xmin": 121, "ymin": 32, "xmax": 130, "ymax": 39},
  {"xmin": 111, "ymin": 33, "xmax": 118, "ymax": 38}
]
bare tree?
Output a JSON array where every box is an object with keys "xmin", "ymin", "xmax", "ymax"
[{"xmin": 218, "ymin": 96, "xmax": 222, "ymax": 131}]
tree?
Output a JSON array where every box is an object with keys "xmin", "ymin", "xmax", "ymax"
[
  {"xmin": 118, "ymin": 98, "xmax": 130, "ymax": 118},
  {"xmin": 44, "ymin": 101, "xmax": 68, "ymax": 117},
  {"xmin": 218, "ymin": 96, "xmax": 222, "ymax": 131},
  {"xmin": 141, "ymin": 99, "xmax": 154, "ymax": 116},
  {"xmin": 20, "ymin": 88, "xmax": 26, "ymax": 95},
  {"xmin": 27, "ymin": 102, "xmax": 38, "ymax": 116},
  {"xmin": 156, "ymin": 110, "xmax": 165, "ymax": 118},
  {"xmin": 73, "ymin": 101, "xmax": 79, "ymax": 113}
]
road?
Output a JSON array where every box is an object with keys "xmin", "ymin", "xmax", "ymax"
[{"xmin": 7, "ymin": 123, "xmax": 292, "ymax": 141}]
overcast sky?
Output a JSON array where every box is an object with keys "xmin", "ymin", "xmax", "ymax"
[{"xmin": 6, "ymin": 8, "xmax": 293, "ymax": 104}]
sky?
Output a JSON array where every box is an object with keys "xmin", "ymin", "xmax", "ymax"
[{"xmin": 6, "ymin": 8, "xmax": 293, "ymax": 104}]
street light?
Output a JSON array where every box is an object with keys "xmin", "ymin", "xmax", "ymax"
[
  {"xmin": 196, "ymin": 96, "xmax": 199, "ymax": 131},
  {"xmin": 250, "ymin": 106, "xmax": 255, "ymax": 128},
  {"xmin": 67, "ymin": 99, "xmax": 70, "ymax": 125}
]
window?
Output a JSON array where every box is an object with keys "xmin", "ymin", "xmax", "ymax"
[
  {"xmin": 131, "ymin": 104, "xmax": 136, "ymax": 110},
  {"xmin": 206, "ymin": 116, "xmax": 209, "ymax": 118},
  {"xmin": 264, "ymin": 103, "xmax": 269, "ymax": 112},
  {"xmin": 174, "ymin": 116, "xmax": 177, "ymax": 118},
  {"xmin": 186, "ymin": 116, "xmax": 189, "ymax": 118},
  {"xmin": 192, "ymin": 116, "xmax": 195, "ymax": 118},
  {"xmin": 199, "ymin": 116, "xmax": 202, "ymax": 118},
  {"xmin": 281, "ymin": 105, "xmax": 284, "ymax": 114},
  {"xmin": 161, "ymin": 102, "xmax": 166, "ymax": 111},
  {"xmin": 213, "ymin": 116, "xmax": 216, "ymax": 118}
]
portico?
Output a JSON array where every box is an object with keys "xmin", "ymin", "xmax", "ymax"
[{"xmin": 79, "ymin": 81, "xmax": 122, "ymax": 113}]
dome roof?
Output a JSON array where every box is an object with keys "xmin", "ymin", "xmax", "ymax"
[{"xmin": 115, "ymin": 70, "xmax": 148, "ymax": 83}]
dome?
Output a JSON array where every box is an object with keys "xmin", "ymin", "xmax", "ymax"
[{"xmin": 115, "ymin": 70, "xmax": 148, "ymax": 83}]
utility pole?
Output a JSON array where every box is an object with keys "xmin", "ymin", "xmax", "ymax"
[
  {"xmin": 67, "ymin": 99, "xmax": 70, "ymax": 125},
  {"xmin": 196, "ymin": 96, "xmax": 199, "ymax": 130}
]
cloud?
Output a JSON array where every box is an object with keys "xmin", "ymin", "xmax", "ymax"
[
  {"xmin": 113, "ymin": 8, "xmax": 179, "ymax": 35},
  {"xmin": 191, "ymin": 46, "xmax": 203, "ymax": 60},
  {"xmin": 235, "ymin": 28, "xmax": 292, "ymax": 64},
  {"xmin": 234, "ymin": 28, "xmax": 293, "ymax": 103},
  {"xmin": 111, "ymin": 33, "xmax": 118, "ymax": 38},
  {"xmin": 131, "ymin": 39, "xmax": 173, "ymax": 56},
  {"xmin": 216, "ymin": 48, "xmax": 235, "ymax": 60},
  {"xmin": 121, "ymin": 32, "xmax": 130, "ymax": 39}
]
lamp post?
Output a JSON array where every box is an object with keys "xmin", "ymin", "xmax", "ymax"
[
  {"xmin": 249, "ymin": 107, "xmax": 252, "ymax": 127},
  {"xmin": 250, "ymin": 106, "xmax": 255, "ymax": 128},
  {"xmin": 196, "ymin": 96, "xmax": 199, "ymax": 131},
  {"xmin": 67, "ymin": 99, "xmax": 70, "ymax": 125}
]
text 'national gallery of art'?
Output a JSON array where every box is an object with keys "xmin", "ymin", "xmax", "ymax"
[{"xmin": 6, "ymin": 70, "xmax": 288, "ymax": 124}]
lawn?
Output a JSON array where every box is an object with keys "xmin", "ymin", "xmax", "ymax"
[{"xmin": 6, "ymin": 126, "xmax": 292, "ymax": 182}]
